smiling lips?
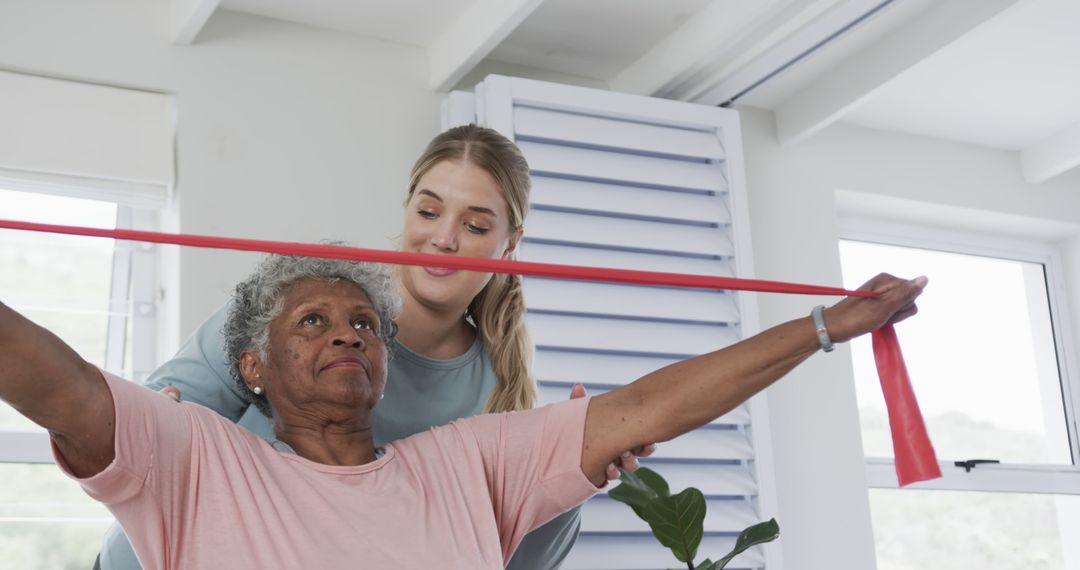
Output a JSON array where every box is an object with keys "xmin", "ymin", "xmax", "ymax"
[
  {"xmin": 423, "ymin": 266, "xmax": 458, "ymax": 277},
  {"xmin": 321, "ymin": 357, "xmax": 366, "ymax": 372}
]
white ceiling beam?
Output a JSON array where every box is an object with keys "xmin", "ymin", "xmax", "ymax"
[
  {"xmin": 1020, "ymin": 122, "xmax": 1080, "ymax": 184},
  {"xmin": 688, "ymin": 0, "xmax": 890, "ymax": 105},
  {"xmin": 171, "ymin": 0, "xmax": 222, "ymax": 45},
  {"xmin": 427, "ymin": 0, "xmax": 545, "ymax": 92},
  {"xmin": 775, "ymin": 0, "xmax": 1021, "ymax": 145},
  {"xmin": 608, "ymin": 0, "xmax": 788, "ymax": 97}
]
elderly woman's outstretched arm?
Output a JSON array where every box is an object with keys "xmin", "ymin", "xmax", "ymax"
[
  {"xmin": 0, "ymin": 301, "xmax": 115, "ymax": 477},
  {"xmin": 579, "ymin": 273, "xmax": 926, "ymax": 485}
]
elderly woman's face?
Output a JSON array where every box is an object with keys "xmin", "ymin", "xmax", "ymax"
[{"xmin": 253, "ymin": 279, "xmax": 388, "ymax": 421}]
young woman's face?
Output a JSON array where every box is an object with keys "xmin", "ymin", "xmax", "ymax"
[{"xmin": 399, "ymin": 159, "xmax": 521, "ymax": 313}]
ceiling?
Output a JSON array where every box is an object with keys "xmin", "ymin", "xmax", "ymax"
[
  {"xmin": 218, "ymin": 0, "xmax": 475, "ymax": 47},
  {"xmin": 484, "ymin": 0, "xmax": 714, "ymax": 81},
  {"xmin": 201, "ymin": 0, "xmax": 1080, "ymax": 183},
  {"xmin": 840, "ymin": 0, "xmax": 1080, "ymax": 151}
]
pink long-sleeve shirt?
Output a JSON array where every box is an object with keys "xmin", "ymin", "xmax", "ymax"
[{"xmin": 55, "ymin": 371, "xmax": 599, "ymax": 569}]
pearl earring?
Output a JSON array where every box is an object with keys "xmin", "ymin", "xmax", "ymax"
[{"xmin": 253, "ymin": 386, "xmax": 263, "ymax": 395}]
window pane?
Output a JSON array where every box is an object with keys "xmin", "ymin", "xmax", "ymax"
[
  {"xmin": 869, "ymin": 489, "xmax": 1068, "ymax": 569},
  {"xmin": 0, "ymin": 463, "xmax": 113, "ymax": 570},
  {"xmin": 0, "ymin": 189, "xmax": 118, "ymax": 429},
  {"xmin": 839, "ymin": 240, "xmax": 1071, "ymax": 465}
]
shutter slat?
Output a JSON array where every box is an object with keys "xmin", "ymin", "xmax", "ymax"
[
  {"xmin": 524, "ymin": 278, "xmax": 738, "ymax": 325},
  {"xmin": 550, "ymin": 428, "xmax": 751, "ymax": 462},
  {"xmin": 527, "ymin": 313, "xmax": 737, "ymax": 357},
  {"xmin": 600, "ymin": 463, "xmax": 757, "ymax": 497},
  {"xmin": 532, "ymin": 176, "xmax": 729, "ymax": 225},
  {"xmin": 647, "ymin": 429, "xmax": 752, "ymax": 461},
  {"xmin": 562, "ymin": 536, "xmax": 764, "ymax": 569},
  {"xmin": 519, "ymin": 242, "xmax": 735, "ymax": 276},
  {"xmin": 526, "ymin": 209, "xmax": 731, "ymax": 258},
  {"xmin": 515, "ymin": 106, "xmax": 725, "ymax": 161},
  {"xmin": 581, "ymin": 496, "xmax": 757, "ymax": 534},
  {"xmin": 536, "ymin": 383, "xmax": 751, "ymax": 426},
  {"xmin": 521, "ymin": 141, "xmax": 725, "ymax": 193},
  {"xmin": 534, "ymin": 349, "xmax": 680, "ymax": 385}
]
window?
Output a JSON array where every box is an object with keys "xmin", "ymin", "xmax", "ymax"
[
  {"xmin": 0, "ymin": 70, "xmax": 173, "ymax": 567},
  {"xmin": 0, "ymin": 186, "xmax": 163, "ymax": 569},
  {"xmin": 838, "ymin": 221, "xmax": 1080, "ymax": 569}
]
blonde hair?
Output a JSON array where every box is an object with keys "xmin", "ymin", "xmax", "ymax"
[{"xmin": 406, "ymin": 124, "xmax": 536, "ymax": 413}]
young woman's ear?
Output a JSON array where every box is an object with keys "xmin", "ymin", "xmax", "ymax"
[{"xmin": 503, "ymin": 226, "xmax": 524, "ymax": 259}]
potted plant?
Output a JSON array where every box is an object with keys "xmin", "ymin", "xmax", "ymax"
[{"xmin": 609, "ymin": 467, "xmax": 779, "ymax": 570}]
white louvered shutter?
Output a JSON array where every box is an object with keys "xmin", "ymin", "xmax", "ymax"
[{"xmin": 448, "ymin": 75, "xmax": 781, "ymax": 570}]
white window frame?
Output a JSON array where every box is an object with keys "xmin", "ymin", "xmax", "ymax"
[
  {"xmin": 839, "ymin": 217, "xmax": 1080, "ymax": 494},
  {"xmin": 0, "ymin": 178, "xmax": 166, "ymax": 464}
]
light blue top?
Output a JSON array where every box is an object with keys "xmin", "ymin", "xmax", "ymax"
[{"xmin": 98, "ymin": 303, "xmax": 581, "ymax": 570}]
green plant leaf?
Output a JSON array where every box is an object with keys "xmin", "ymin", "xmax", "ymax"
[
  {"xmin": 713, "ymin": 518, "xmax": 780, "ymax": 569},
  {"xmin": 609, "ymin": 467, "xmax": 671, "ymax": 518},
  {"xmin": 640, "ymin": 487, "xmax": 707, "ymax": 563},
  {"xmin": 694, "ymin": 558, "xmax": 717, "ymax": 570}
]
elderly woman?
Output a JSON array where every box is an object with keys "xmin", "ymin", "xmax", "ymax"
[{"xmin": 0, "ymin": 254, "xmax": 925, "ymax": 568}]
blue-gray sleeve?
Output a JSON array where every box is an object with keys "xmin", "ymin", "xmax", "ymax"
[
  {"xmin": 506, "ymin": 505, "xmax": 582, "ymax": 570},
  {"xmin": 101, "ymin": 302, "xmax": 253, "ymax": 570},
  {"xmin": 98, "ymin": 523, "xmax": 141, "ymax": 570},
  {"xmin": 142, "ymin": 301, "xmax": 248, "ymax": 422}
]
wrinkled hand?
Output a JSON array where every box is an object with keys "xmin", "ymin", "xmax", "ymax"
[
  {"xmin": 824, "ymin": 273, "xmax": 927, "ymax": 343},
  {"xmin": 160, "ymin": 386, "xmax": 181, "ymax": 402},
  {"xmin": 569, "ymin": 383, "xmax": 657, "ymax": 481}
]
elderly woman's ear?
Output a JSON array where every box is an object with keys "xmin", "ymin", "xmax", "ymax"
[{"xmin": 238, "ymin": 352, "xmax": 262, "ymax": 390}]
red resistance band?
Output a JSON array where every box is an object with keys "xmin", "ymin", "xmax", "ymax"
[
  {"xmin": 873, "ymin": 325, "xmax": 942, "ymax": 485},
  {"xmin": 0, "ymin": 219, "xmax": 941, "ymax": 485}
]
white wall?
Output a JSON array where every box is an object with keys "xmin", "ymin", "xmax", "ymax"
[
  {"xmin": 738, "ymin": 105, "xmax": 1080, "ymax": 569},
  {"xmin": 0, "ymin": 0, "xmax": 443, "ymax": 340}
]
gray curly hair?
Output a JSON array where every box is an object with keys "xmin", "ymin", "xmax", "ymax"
[{"xmin": 223, "ymin": 252, "xmax": 401, "ymax": 417}]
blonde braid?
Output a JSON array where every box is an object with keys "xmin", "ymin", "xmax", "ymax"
[{"xmin": 470, "ymin": 272, "xmax": 536, "ymax": 412}]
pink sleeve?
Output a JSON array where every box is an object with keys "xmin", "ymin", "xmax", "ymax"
[
  {"xmin": 52, "ymin": 369, "xmax": 195, "ymax": 506},
  {"xmin": 455, "ymin": 396, "xmax": 601, "ymax": 558}
]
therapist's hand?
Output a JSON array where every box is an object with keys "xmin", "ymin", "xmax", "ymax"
[{"xmin": 569, "ymin": 384, "xmax": 657, "ymax": 481}]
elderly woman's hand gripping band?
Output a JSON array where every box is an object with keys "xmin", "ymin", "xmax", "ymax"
[{"xmin": 576, "ymin": 272, "xmax": 926, "ymax": 485}]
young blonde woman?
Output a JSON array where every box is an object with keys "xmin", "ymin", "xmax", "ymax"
[{"xmin": 96, "ymin": 125, "xmax": 651, "ymax": 570}]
